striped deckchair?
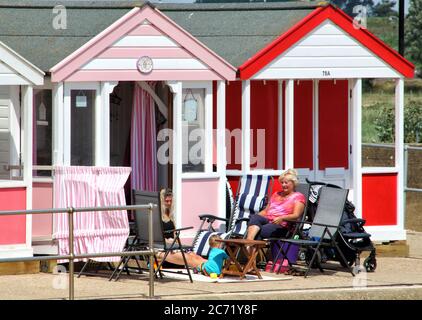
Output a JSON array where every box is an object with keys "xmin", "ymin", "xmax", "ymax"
[{"xmin": 192, "ymin": 174, "xmax": 273, "ymax": 257}]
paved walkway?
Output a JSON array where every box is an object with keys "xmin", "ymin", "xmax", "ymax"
[
  {"xmin": 2, "ymin": 231, "xmax": 422, "ymax": 300},
  {"xmin": 1, "ymin": 256, "xmax": 422, "ymax": 300}
]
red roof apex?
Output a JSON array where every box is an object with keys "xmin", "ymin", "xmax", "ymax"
[{"xmin": 239, "ymin": 4, "xmax": 414, "ymax": 79}]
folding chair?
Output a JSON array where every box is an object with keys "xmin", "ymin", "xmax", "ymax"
[
  {"xmin": 192, "ymin": 174, "xmax": 273, "ymax": 257},
  {"xmin": 107, "ymin": 227, "xmax": 146, "ymax": 281},
  {"xmin": 267, "ymin": 182, "xmax": 311, "ymax": 272},
  {"xmin": 275, "ymin": 186, "xmax": 355, "ymax": 278},
  {"xmin": 110, "ymin": 190, "xmax": 194, "ymax": 282}
]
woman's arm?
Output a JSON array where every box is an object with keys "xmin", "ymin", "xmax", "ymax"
[
  {"xmin": 285, "ymin": 201, "xmax": 305, "ymax": 221},
  {"xmin": 258, "ymin": 205, "xmax": 269, "ymax": 217}
]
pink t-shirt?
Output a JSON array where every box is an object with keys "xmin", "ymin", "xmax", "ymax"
[{"xmin": 265, "ymin": 192, "xmax": 306, "ymax": 227}]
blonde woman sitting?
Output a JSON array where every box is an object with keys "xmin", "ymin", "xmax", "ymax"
[
  {"xmin": 246, "ymin": 169, "xmax": 305, "ymax": 241},
  {"xmin": 160, "ymin": 188, "xmax": 175, "ymax": 240}
]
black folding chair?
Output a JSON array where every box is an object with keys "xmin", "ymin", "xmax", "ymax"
[
  {"xmin": 107, "ymin": 229, "xmax": 145, "ymax": 281},
  {"xmin": 110, "ymin": 190, "xmax": 194, "ymax": 282},
  {"xmin": 275, "ymin": 187, "xmax": 355, "ymax": 278}
]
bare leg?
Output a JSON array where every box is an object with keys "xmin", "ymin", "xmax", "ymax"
[
  {"xmin": 157, "ymin": 251, "xmax": 207, "ymax": 268},
  {"xmin": 245, "ymin": 225, "xmax": 261, "ymax": 255},
  {"xmin": 246, "ymin": 225, "xmax": 261, "ymax": 240}
]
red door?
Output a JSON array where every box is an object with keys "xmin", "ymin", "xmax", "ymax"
[{"xmin": 316, "ymin": 80, "xmax": 350, "ymax": 187}]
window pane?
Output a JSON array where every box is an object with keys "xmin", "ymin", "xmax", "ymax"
[
  {"xmin": 362, "ymin": 79, "xmax": 395, "ymax": 167},
  {"xmin": 33, "ymin": 89, "xmax": 52, "ymax": 176},
  {"xmin": 71, "ymin": 90, "xmax": 95, "ymax": 166},
  {"xmin": 0, "ymin": 86, "xmax": 22, "ymax": 180},
  {"xmin": 182, "ymin": 88, "xmax": 205, "ymax": 173}
]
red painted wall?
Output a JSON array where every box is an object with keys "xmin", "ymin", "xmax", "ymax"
[
  {"xmin": 225, "ymin": 81, "xmax": 242, "ymax": 170},
  {"xmin": 294, "ymin": 80, "xmax": 314, "ymax": 169},
  {"xmin": 318, "ymin": 80, "xmax": 349, "ymax": 170},
  {"xmin": 0, "ymin": 188, "xmax": 27, "ymax": 245},
  {"xmin": 222, "ymin": 80, "xmax": 279, "ymax": 170},
  {"xmin": 250, "ymin": 80, "xmax": 278, "ymax": 169},
  {"xmin": 222, "ymin": 80, "xmax": 348, "ymax": 172},
  {"xmin": 227, "ymin": 176, "xmax": 240, "ymax": 197},
  {"xmin": 362, "ymin": 174, "xmax": 397, "ymax": 226}
]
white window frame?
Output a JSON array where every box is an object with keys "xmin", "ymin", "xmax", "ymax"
[
  {"xmin": 181, "ymin": 81, "xmax": 213, "ymax": 177},
  {"xmin": 0, "ymin": 85, "xmax": 23, "ymax": 186},
  {"xmin": 33, "ymin": 78, "xmax": 54, "ymax": 181},
  {"xmin": 63, "ymin": 82, "xmax": 101, "ymax": 166}
]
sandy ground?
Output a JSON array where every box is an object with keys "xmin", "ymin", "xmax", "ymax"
[
  {"xmin": 0, "ymin": 255, "xmax": 422, "ymax": 300},
  {"xmin": 1, "ymin": 230, "xmax": 422, "ymax": 300}
]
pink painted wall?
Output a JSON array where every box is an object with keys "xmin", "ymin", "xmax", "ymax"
[
  {"xmin": 32, "ymin": 182, "xmax": 54, "ymax": 238},
  {"xmin": 0, "ymin": 188, "xmax": 27, "ymax": 245},
  {"xmin": 182, "ymin": 179, "xmax": 220, "ymax": 232}
]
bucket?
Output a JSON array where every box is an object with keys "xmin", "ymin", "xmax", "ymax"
[{"xmin": 270, "ymin": 240, "xmax": 299, "ymax": 264}]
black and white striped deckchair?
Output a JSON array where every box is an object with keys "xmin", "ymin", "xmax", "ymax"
[{"xmin": 192, "ymin": 174, "xmax": 272, "ymax": 257}]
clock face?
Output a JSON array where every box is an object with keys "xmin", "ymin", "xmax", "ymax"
[{"xmin": 137, "ymin": 56, "xmax": 153, "ymax": 74}]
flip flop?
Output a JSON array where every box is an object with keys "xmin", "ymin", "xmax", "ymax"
[{"xmin": 284, "ymin": 268, "xmax": 305, "ymax": 276}]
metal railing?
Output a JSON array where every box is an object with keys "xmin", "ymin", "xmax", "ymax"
[
  {"xmin": 362, "ymin": 143, "xmax": 422, "ymax": 193},
  {"xmin": 404, "ymin": 145, "xmax": 422, "ymax": 193},
  {"xmin": 0, "ymin": 204, "xmax": 157, "ymax": 300}
]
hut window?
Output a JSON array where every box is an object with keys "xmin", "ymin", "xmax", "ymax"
[
  {"xmin": 33, "ymin": 89, "xmax": 52, "ymax": 177},
  {"xmin": 70, "ymin": 89, "xmax": 96, "ymax": 166},
  {"xmin": 0, "ymin": 86, "xmax": 22, "ymax": 180},
  {"xmin": 182, "ymin": 88, "xmax": 205, "ymax": 173}
]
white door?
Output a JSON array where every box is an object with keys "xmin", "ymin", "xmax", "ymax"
[
  {"xmin": 314, "ymin": 79, "xmax": 351, "ymax": 188},
  {"xmin": 293, "ymin": 80, "xmax": 315, "ymax": 183},
  {"xmin": 294, "ymin": 80, "xmax": 351, "ymax": 188}
]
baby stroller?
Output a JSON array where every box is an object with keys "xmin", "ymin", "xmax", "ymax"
[{"xmin": 302, "ymin": 179, "xmax": 377, "ymax": 273}]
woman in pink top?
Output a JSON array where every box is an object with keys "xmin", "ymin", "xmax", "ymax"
[{"xmin": 246, "ymin": 169, "xmax": 306, "ymax": 240}]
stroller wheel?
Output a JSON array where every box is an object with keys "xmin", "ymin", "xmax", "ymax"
[{"xmin": 364, "ymin": 256, "xmax": 377, "ymax": 272}]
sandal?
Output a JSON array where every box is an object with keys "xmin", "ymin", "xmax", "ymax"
[
  {"xmin": 284, "ymin": 268, "xmax": 305, "ymax": 276},
  {"xmin": 284, "ymin": 268, "xmax": 293, "ymax": 275}
]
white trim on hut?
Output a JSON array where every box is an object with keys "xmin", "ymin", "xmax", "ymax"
[
  {"xmin": 351, "ymin": 78, "xmax": 363, "ymax": 219},
  {"xmin": 395, "ymin": 78, "xmax": 405, "ymax": 238},
  {"xmin": 0, "ymin": 41, "xmax": 44, "ymax": 259},
  {"xmin": 216, "ymin": 80, "xmax": 227, "ymax": 221},
  {"xmin": 253, "ymin": 21, "xmax": 402, "ymax": 80},
  {"xmin": 241, "ymin": 80, "xmax": 251, "ymax": 173}
]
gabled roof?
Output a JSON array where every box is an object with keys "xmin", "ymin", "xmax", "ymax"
[
  {"xmin": 0, "ymin": 1, "xmax": 315, "ymax": 71},
  {"xmin": 239, "ymin": 4, "xmax": 414, "ymax": 79},
  {"xmin": 0, "ymin": 40, "xmax": 44, "ymax": 85},
  {"xmin": 50, "ymin": 3, "xmax": 237, "ymax": 81}
]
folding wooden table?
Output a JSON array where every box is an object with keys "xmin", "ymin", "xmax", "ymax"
[{"xmin": 216, "ymin": 238, "xmax": 267, "ymax": 280}]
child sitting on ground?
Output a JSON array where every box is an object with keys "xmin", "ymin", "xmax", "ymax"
[
  {"xmin": 156, "ymin": 234, "xmax": 228, "ymax": 277},
  {"xmin": 193, "ymin": 235, "xmax": 228, "ymax": 277}
]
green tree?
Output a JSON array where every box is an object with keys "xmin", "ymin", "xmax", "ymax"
[
  {"xmin": 374, "ymin": 100, "xmax": 422, "ymax": 143},
  {"xmin": 330, "ymin": 0, "xmax": 374, "ymax": 17},
  {"xmin": 373, "ymin": 0, "xmax": 397, "ymax": 17},
  {"xmin": 405, "ymin": 0, "xmax": 422, "ymax": 77}
]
